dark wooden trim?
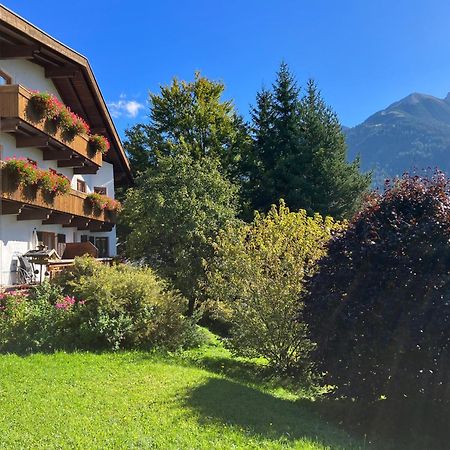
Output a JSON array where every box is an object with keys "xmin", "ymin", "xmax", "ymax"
[
  {"xmin": 1, "ymin": 200, "xmax": 24, "ymax": 214},
  {"xmin": 63, "ymin": 217, "xmax": 90, "ymax": 228},
  {"xmin": 43, "ymin": 149, "xmax": 73, "ymax": 160},
  {"xmin": 42, "ymin": 212, "xmax": 74, "ymax": 225},
  {"xmin": 45, "ymin": 66, "xmax": 80, "ymax": 79},
  {"xmin": 0, "ymin": 43, "xmax": 40, "ymax": 59},
  {"xmin": 0, "ymin": 117, "xmax": 19, "ymax": 132},
  {"xmin": 16, "ymin": 135, "xmax": 50, "ymax": 148},
  {"xmin": 90, "ymin": 223, "xmax": 114, "ymax": 232},
  {"xmin": 57, "ymin": 158, "xmax": 85, "ymax": 168},
  {"xmin": 17, "ymin": 207, "xmax": 51, "ymax": 221},
  {"xmin": 73, "ymin": 166, "xmax": 98, "ymax": 174}
]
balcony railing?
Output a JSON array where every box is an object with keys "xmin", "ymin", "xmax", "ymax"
[
  {"xmin": 1, "ymin": 170, "xmax": 116, "ymax": 231},
  {"xmin": 0, "ymin": 85, "xmax": 102, "ymax": 172}
]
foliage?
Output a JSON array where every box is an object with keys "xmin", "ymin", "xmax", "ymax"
[
  {"xmin": 305, "ymin": 171, "xmax": 450, "ymax": 410},
  {"xmin": 0, "ymin": 258, "xmax": 198, "ymax": 352},
  {"xmin": 122, "ymin": 154, "xmax": 239, "ymax": 313},
  {"xmin": 0, "ymin": 286, "xmax": 83, "ymax": 353},
  {"xmin": 85, "ymin": 192, "xmax": 122, "ymax": 212},
  {"xmin": 204, "ymin": 200, "xmax": 344, "ymax": 372},
  {"xmin": 29, "ymin": 91, "xmax": 110, "ymax": 153},
  {"xmin": 55, "ymin": 257, "xmax": 198, "ymax": 350},
  {"xmin": 29, "ymin": 91, "xmax": 90, "ymax": 136},
  {"xmin": 2, "ymin": 157, "xmax": 40, "ymax": 186},
  {"xmin": 2, "ymin": 157, "xmax": 70, "ymax": 196},
  {"xmin": 37, "ymin": 169, "xmax": 71, "ymax": 195},
  {"xmin": 123, "ymin": 72, "xmax": 250, "ymax": 179},
  {"xmin": 89, "ymin": 134, "xmax": 110, "ymax": 155},
  {"xmin": 243, "ymin": 63, "xmax": 371, "ymax": 219}
]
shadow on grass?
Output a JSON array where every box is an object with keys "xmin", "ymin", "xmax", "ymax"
[
  {"xmin": 313, "ymin": 397, "xmax": 450, "ymax": 450},
  {"xmin": 184, "ymin": 377, "xmax": 356, "ymax": 448},
  {"xmin": 191, "ymin": 354, "xmax": 273, "ymax": 385}
]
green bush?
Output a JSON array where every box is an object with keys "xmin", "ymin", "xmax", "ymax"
[
  {"xmin": 0, "ymin": 257, "xmax": 200, "ymax": 353},
  {"xmin": 204, "ymin": 200, "xmax": 343, "ymax": 373}
]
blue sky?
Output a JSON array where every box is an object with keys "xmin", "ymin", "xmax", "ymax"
[{"xmin": 4, "ymin": 0, "xmax": 450, "ymax": 137}]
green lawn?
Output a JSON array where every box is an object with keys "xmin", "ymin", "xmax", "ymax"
[{"xmin": 0, "ymin": 334, "xmax": 364, "ymax": 449}]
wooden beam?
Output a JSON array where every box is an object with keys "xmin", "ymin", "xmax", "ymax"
[
  {"xmin": 16, "ymin": 135, "xmax": 50, "ymax": 148},
  {"xmin": 45, "ymin": 66, "xmax": 80, "ymax": 79},
  {"xmin": 42, "ymin": 213, "xmax": 74, "ymax": 225},
  {"xmin": 90, "ymin": 223, "xmax": 114, "ymax": 232},
  {"xmin": 43, "ymin": 149, "xmax": 73, "ymax": 161},
  {"xmin": 90, "ymin": 127, "xmax": 107, "ymax": 134},
  {"xmin": 57, "ymin": 158, "xmax": 85, "ymax": 168},
  {"xmin": 0, "ymin": 118, "xmax": 20, "ymax": 132},
  {"xmin": 73, "ymin": 166, "xmax": 99, "ymax": 175},
  {"xmin": 88, "ymin": 222, "xmax": 104, "ymax": 232},
  {"xmin": 17, "ymin": 208, "xmax": 50, "ymax": 221},
  {"xmin": 1, "ymin": 201, "xmax": 24, "ymax": 215},
  {"xmin": 0, "ymin": 44, "xmax": 40, "ymax": 59},
  {"xmin": 63, "ymin": 217, "xmax": 90, "ymax": 229}
]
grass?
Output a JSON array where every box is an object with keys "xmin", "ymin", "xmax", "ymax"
[{"xmin": 0, "ymin": 331, "xmax": 363, "ymax": 449}]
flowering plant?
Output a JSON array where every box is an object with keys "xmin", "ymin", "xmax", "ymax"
[
  {"xmin": 55, "ymin": 295, "xmax": 85, "ymax": 311},
  {"xmin": 89, "ymin": 134, "xmax": 110, "ymax": 155},
  {"xmin": 2, "ymin": 157, "xmax": 71, "ymax": 196},
  {"xmin": 29, "ymin": 92, "xmax": 62, "ymax": 119},
  {"xmin": 29, "ymin": 92, "xmax": 90, "ymax": 136},
  {"xmin": 38, "ymin": 169, "xmax": 71, "ymax": 195},
  {"xmin": 2, "ymin": 157, "xmax": 39, "ymax": 186},
  {"xmin": 104, "ymin": 197, "xmax": 122, "ymax": 212},
  {"xmin": 58, "ymin": 107, "xmax": 90, "ymax": 136},
  {"xmin": 86, "ymin": 192, "xmax": 122, "ymax": 213}
]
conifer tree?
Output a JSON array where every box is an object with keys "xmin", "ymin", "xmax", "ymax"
[
  {"xmin": 294, "ymin": 80, "xmax": 371, "ymax": 218},
  {"xmin": 246, "ymin": 64, "xmax": 371, "ymax": 219}
]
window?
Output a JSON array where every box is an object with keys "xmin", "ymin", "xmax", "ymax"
[
  {"xmin": 94, "ymin": 186, "xmax": 107, "ymax": 195},
  {"xmin": 80, "ymin": 235, "xmax": 95, "ymax": 245},
  {"xmin": 77, "ymin": 179, "xmax": 87, "ymax": 193},
  {"xmin": 0, "ymin": 70, "xmax": 11, "ymax": 86},
  {"xmin": 80, "ymin": 235, "xmax": 109, "ymax": 258},
  {"xmin": 95, "ymin": 237, "xmax": 109, "ymax": 258}
]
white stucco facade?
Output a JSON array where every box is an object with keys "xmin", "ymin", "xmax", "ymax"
[{"xmin": 0, "ymin": 59, "xmax": 118, "ymax": 286}]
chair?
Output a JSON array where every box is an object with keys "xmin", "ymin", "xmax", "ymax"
[{"xmin": 17, "ymin": 255, "xmax": 37, "ymax": 284}]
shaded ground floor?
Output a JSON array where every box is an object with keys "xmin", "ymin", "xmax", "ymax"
[{"xmin": 0, "ymin": 213, "xmax": 116, "ymax": 285}]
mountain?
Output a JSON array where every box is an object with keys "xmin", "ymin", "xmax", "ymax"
[{"xmin": 345, "ymin": 92, "xmax": 450, "ymax": 185}]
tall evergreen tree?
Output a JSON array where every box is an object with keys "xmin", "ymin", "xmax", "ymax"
[
  {"xmin": 294, "ymin": 79, "xmax": 371, "ymax": 218},
  {"xmin": 242, "ymin": 88, "xmax": 275, "ymax": 213},
  {"xmin": 246, "ymin": 63, "xmax": 371, "ymax": 219}
]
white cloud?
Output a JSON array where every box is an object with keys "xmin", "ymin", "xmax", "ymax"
[{"xmin": 107, "ymin": 94, "xmax": 145, "ymax": 119}]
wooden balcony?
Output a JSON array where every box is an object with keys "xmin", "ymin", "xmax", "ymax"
[
  {"xmin": 0, "ymin": 85, "xmax": 102, "ymax": 173},
  {"xmin": 1, "ymin": 171, "xmax": 116, "ymax": 232}
]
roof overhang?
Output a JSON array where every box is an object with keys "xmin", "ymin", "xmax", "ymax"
[{"xmin": 0, "ymin": 4, "xmax": 133, "ymax": 184}]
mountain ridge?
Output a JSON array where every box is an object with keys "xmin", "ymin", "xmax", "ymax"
[{"xmin": 345, "ymin": 92, "xmax": 450, "ymax": 184}]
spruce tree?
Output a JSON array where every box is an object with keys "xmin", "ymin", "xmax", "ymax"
[
  {"xmin": 242, "ymin": 88, "xmax": 275, "ymax": 212},
  {"xmin": 246, "ymin": 64, "xmax": 371, "ymax": 219},
  {"xmin": 293, "ymin": 79, "xmax": 371, "ymax": 218}
]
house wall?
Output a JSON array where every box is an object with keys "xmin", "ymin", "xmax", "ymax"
[
  {"xmin": 0, "ymin": 59, "xmax": 61, "ymax": 98},
  {"xmin": 0, "ymin": 60, "xmax": 118, "ymax": 286}
]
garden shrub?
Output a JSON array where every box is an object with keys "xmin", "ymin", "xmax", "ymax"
[
  {"xmin": 0, "ymin": 257, "xmax": 199, "ymax": 353},
  {"xmin": 205, "ymin": 200, "xmax": 343, "ymax": 372},
  {"xmin": 305, "ymin": 172, "xmax": 450, "ymax": 411},
  {"xmin": 0, "ymin": 285, "xmax": 82, "ymax": 353},
  {"xmin": 55, "ymin": 257, "xmax": 199, "ymax": 350}
]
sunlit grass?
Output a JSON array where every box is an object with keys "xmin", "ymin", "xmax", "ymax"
[{"xmin": 0, "ymin": 334, "xmax": 361, "ymax": 449}]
